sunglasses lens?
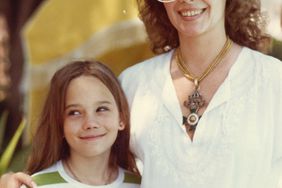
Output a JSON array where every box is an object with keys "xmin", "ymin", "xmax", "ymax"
[{"xmin": 157, "ymin": 0, "xmax": 175, "ymax": 2}]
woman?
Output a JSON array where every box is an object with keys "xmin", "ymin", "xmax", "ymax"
[
  {"xmin": 119, "ymin": 0, "xmax": 282, "ymax": 187},
  {"xmin": 1, "ymin": 0, "xmax": 282, "ymax": 187}
]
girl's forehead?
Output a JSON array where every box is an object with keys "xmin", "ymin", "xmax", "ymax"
[{"xmin": 66, "ymin": 75, "xmax": 115, "ymax": 102}]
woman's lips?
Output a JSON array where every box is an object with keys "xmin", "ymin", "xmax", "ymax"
[
  {"xmin": 178, "ymin": 8, "xmax": 206, "ymax": 20},
  {"xmin": 180, "ymin": 8, "xmax": 205, "ymax": 17}
]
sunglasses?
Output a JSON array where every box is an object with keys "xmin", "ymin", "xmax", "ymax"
[
  {"xmin": 157, "ymin": 0, "xmax": 176, "ymax": 2},
  {"xmin": 157, "ymin": 0, "xmax": 194, "ymax": 3}
]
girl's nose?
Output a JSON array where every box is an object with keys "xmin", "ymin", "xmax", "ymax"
[{"xmin": 82, "ymin": 115, "xmax": 100, "ymax": 130}]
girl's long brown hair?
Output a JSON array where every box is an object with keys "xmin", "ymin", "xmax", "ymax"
[
  {"xmin": 137, "ymin": 0, "xmax": 271, "ymax": 54},
  {"xmin": 26, "ymin": 60, "xmax": 139, "ymax": 175}
]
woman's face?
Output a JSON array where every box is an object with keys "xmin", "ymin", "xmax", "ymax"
[
  {"xmin": 63, "ymin": 75, "xmax": 125, "ymax": 159},
  {"xmin": 163, "ymin": 0, "xmax": 226, "ymax": 38}
]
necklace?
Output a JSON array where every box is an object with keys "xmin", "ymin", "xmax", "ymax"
[
  {"xmin": 64, "ymin": 160, "xmax": 114, "ymax": 185},
  {"xmin": 65, "ymin": 160, "xmax": 82, "ymax": 182},
  {"xmin": 176, "ymin": 37, "xmax": 233, "ymax": 131}
]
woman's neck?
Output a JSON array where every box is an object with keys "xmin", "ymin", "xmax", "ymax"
[
  {"xmin": 178, "ymin": 29, "xmax": 228, "ymax": 75},
  {"xmin": 64, "ymin": 154, "xmax": 118, "ymax": 185}
]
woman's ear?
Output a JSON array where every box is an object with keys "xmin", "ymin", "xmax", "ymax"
[{"xmin": 118, "ymin": 121, "xmax": 125, "ymax": 130}]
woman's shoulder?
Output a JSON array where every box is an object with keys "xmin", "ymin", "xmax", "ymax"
[
  {"xmin": 119, "ymin": 51, "xmax": 172, "ymax": 80},
  {"xmin": 245, "ymin": 47, "xmax": 282, "ymax": 67},
  {"xmin": 119, "ymin": 52, "xmax": 172, "ymax": 85},
  {"xmin": 243, "ymin": 47, "xmax": 282, "ymax": 78}
]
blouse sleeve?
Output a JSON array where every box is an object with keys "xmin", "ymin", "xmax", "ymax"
[{"xmin": 272, "ymin": 61, "xmax": 282, "ymax": 187}]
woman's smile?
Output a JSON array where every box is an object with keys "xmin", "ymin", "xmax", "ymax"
[{"xmin": 179, "ymin": 8, "xmax": 206, "ymax": 18}]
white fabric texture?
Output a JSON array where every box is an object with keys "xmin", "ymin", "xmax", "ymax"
[{"xmin": 119, "ymin": 47, "xmax": 282, "ymax": 188}]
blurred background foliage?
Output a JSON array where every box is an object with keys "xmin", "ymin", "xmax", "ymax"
[{"xmin": 0, "ymin": 0, "xmax": 281, "ymax": 175}]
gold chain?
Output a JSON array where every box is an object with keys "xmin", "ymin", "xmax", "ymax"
[{"xmin": 176, "ymin": 37, "xmax": 233, "ymax": 87}]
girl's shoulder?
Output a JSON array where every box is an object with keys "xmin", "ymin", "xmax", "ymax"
[
  {"xmin": 29, "ymin": 164, "xmax": 141, "ymax": 188},
  {"xmin": 122, "ymin": 169, "xmax": 141, "ymax": 184},
  {"xmin": 30, "ymin": 161, "xmax": 67, "ymax": 187},
  {"xmin": 120, "ymin": 168, "xmax": 141, "ymax": 188}
]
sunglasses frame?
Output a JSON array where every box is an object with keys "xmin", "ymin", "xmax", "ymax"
[{"xmin": 157, "ymin": 0, "xmax": 175, "ymax": 2}]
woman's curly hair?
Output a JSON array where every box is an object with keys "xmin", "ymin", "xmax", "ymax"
[{"xmin": 137, "ymin": 0, "xmax": 271, "ymax": 54}]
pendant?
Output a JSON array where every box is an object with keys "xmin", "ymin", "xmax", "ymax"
[
  {"xmin": 187, "ymin": 112, "xmax": 199, "ymax": 126},
  {"xmin": 184, "ymin": 89, "xmax": 205, "ymax": 127}
]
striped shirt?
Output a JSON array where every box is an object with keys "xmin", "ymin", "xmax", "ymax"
[{"xmin": 28, "ymin": 161, "xmax": 141, "ymax": 188}]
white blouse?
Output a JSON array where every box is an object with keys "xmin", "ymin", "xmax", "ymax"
[{"xmin": 119, "ymin": 47, "xmax": 282, "ymax": 188}]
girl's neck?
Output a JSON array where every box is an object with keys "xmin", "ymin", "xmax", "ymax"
[{"xmin": 63, "ymin": 154, "xmax": 118, "ymax": 186}]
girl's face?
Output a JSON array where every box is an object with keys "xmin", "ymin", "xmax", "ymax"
[
  {"xmin": 163, "ymin": 0, "xmax": 226, "ymax": 37},
  {"xmin": 63, "ymin": 75, "xmax": 125, "ymax": 159},
  {"xmin": 0, "ymin": 17, "xmax": 9, "ymax": 61}
]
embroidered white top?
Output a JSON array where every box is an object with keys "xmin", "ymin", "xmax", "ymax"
[{"xmin": 119, "ymin": 47, "xmax": 282, "ymax": 188}]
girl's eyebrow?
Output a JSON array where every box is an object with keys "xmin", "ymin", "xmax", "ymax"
[
  {"xmin": 96, "ymin": 100, "xmax": 112, "ymax": 105},
  {"xmin": 64, "ymin": 101, "xmax": 113, "ymax": 109},
  {"xmin": 64, "ymin": 104, "xmax": 80, "ymax": 110}
]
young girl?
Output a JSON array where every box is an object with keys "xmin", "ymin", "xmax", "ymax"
[{"xmin": 22, "ymin": 60, "xmax": 140, "ymax": 187}]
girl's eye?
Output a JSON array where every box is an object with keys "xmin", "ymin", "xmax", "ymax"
[
  {"xmin": 96, "ymin": 106, "xmax": 109, "ymax": 112},
  {"xmin": 67, "ymin": 110, "xmax": 81, "ymax": 116}
]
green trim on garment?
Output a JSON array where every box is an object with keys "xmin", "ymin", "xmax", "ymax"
[
  {"xmin": 123, "ymin": 172, "xmax": 141, "ymax": 184},
  {"xmin": 32, "ymin": 172, "xmax": 67, "ymax": 186},
  {"xmin": 269, "ymin": 39, "xmax": 282, "ymax": 61}
]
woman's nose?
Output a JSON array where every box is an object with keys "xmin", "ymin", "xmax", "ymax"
[{"xmin": 180, "ymin": 0, "xmax": 194, "ymax": 3}]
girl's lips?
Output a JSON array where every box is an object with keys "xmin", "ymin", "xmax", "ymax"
[{"xmin": 80, "ymin": 133, "xmax": 106, "ymax": 140}]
